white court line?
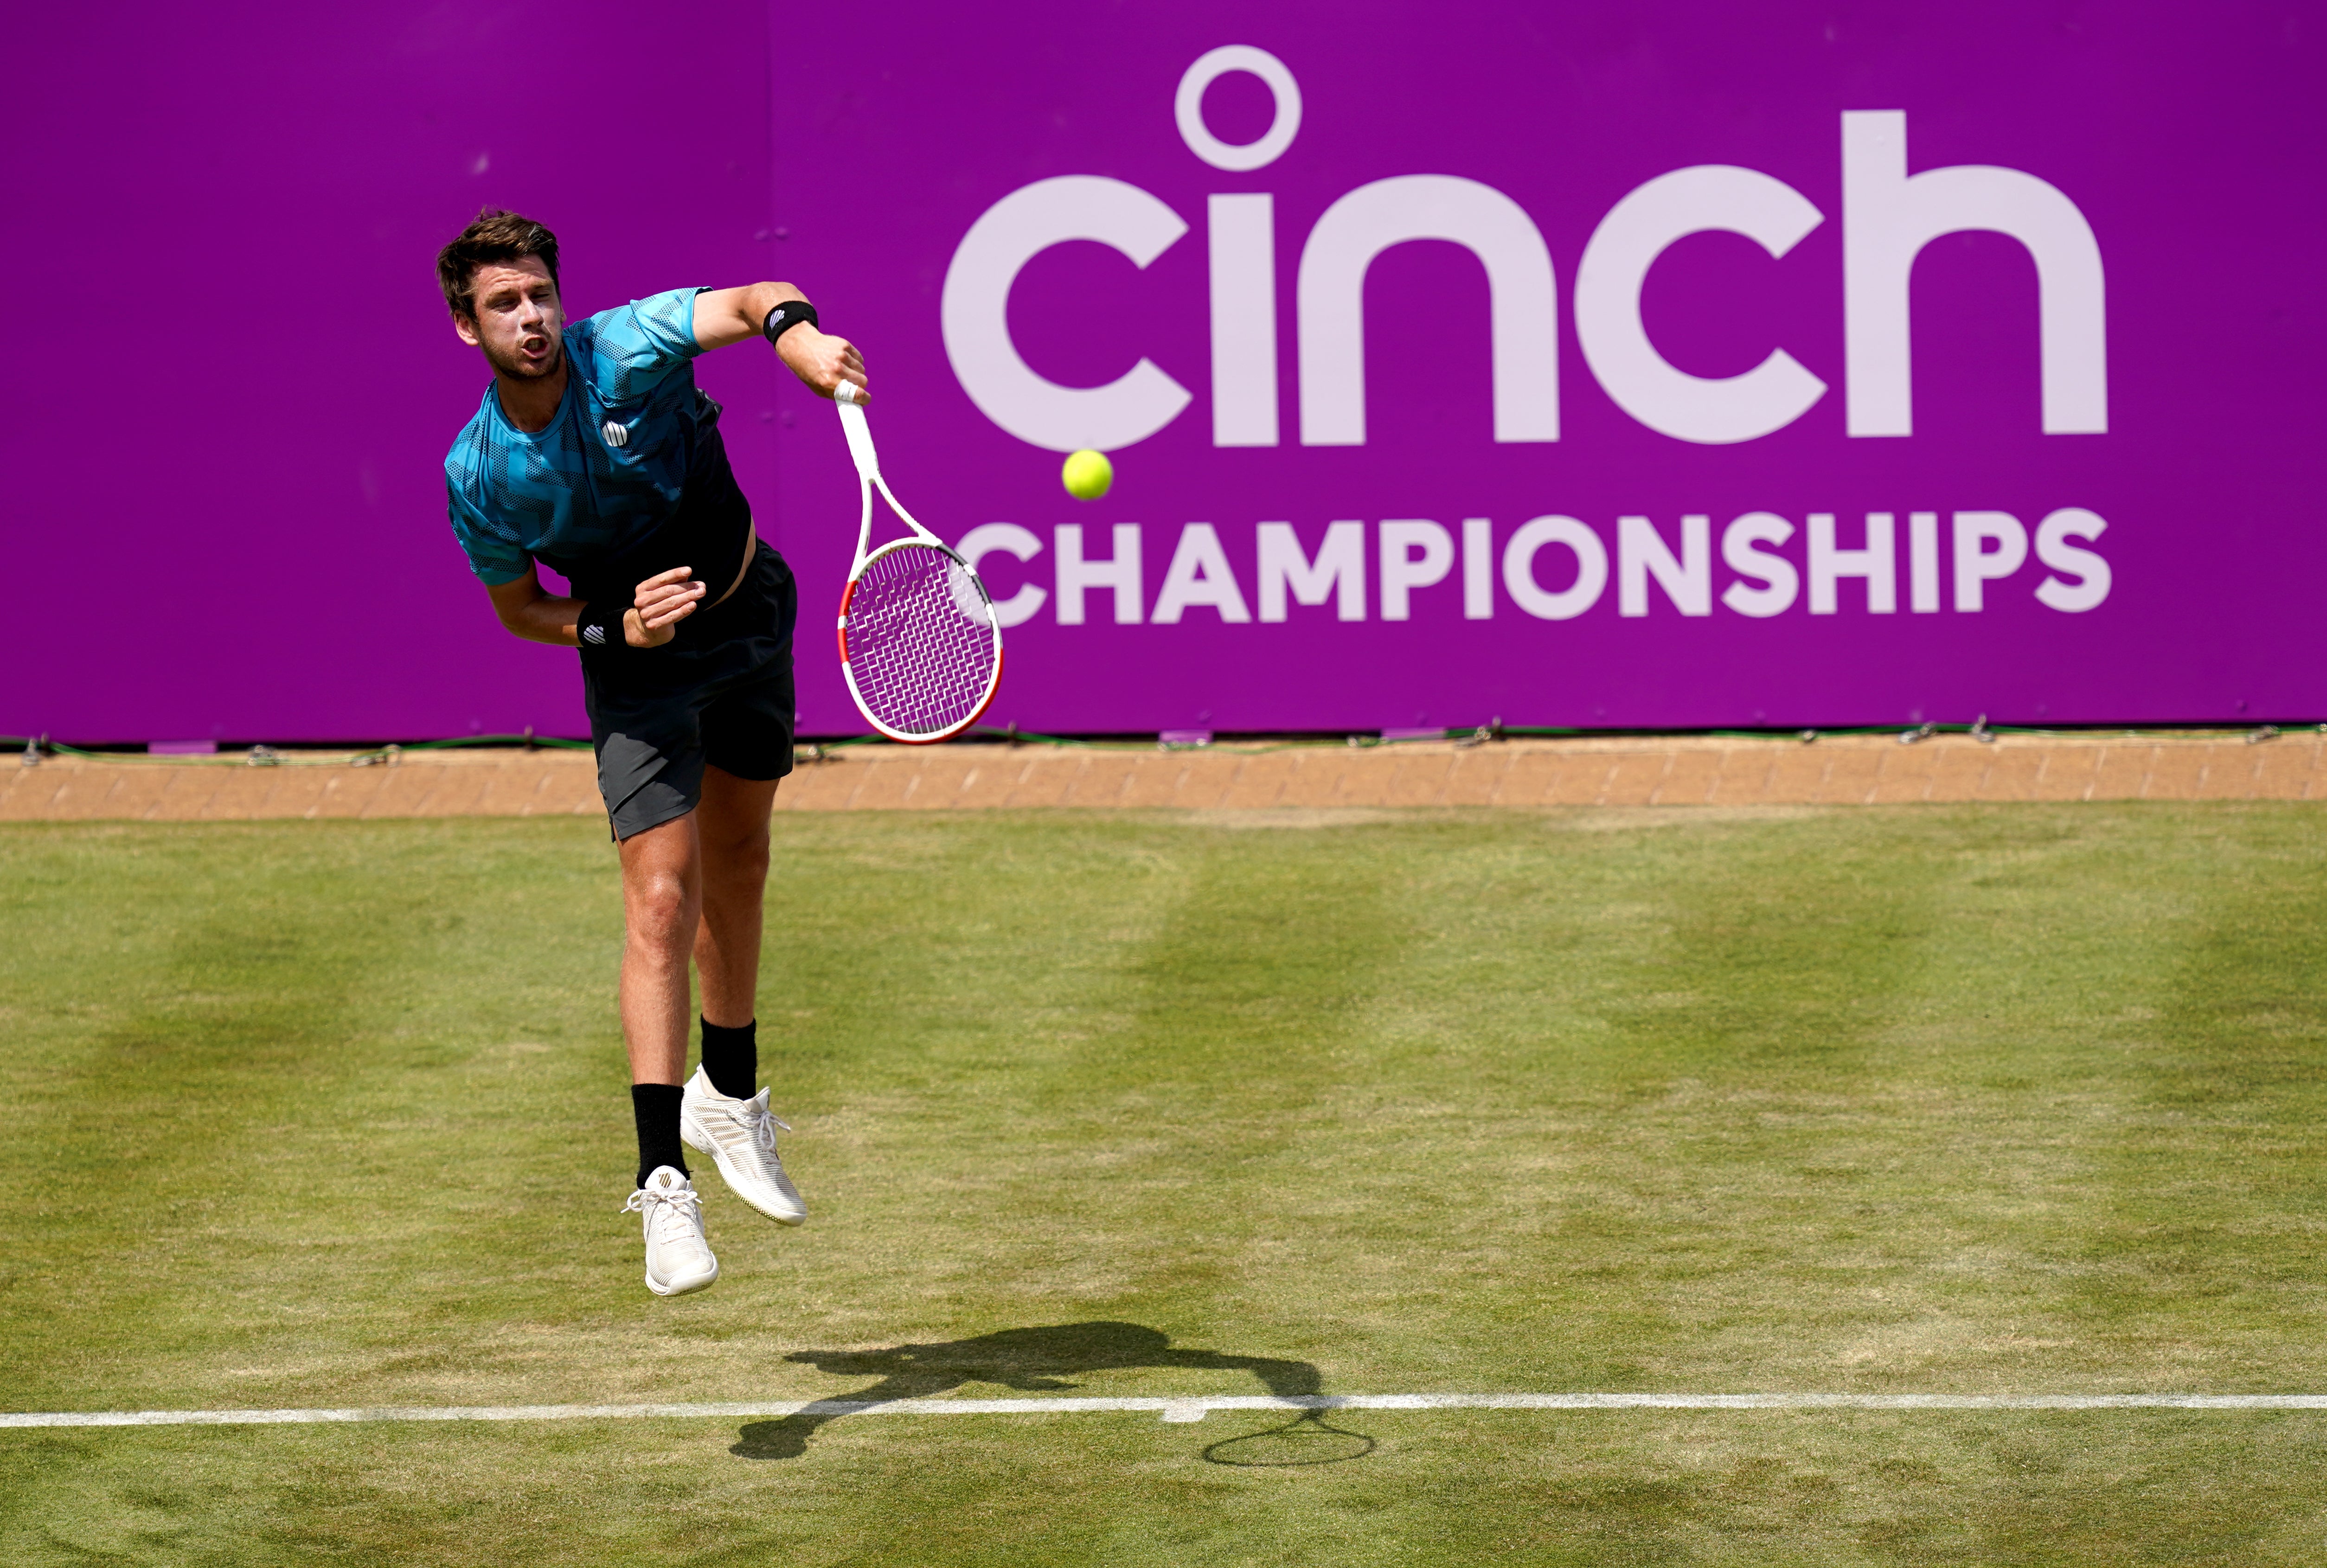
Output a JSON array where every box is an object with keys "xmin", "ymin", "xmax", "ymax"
[{"xmin": 6, "ymin": 1392, "xmax": 2325, "ymax": 1430}]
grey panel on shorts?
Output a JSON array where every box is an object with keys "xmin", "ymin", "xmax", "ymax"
[{"xmin": 594, "ymin": 727, "xmax": 707, "ymax": 842}]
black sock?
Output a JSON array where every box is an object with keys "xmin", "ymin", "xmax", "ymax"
[
  {"xmin": 699, "ymin": 1017, "xmax": 759, "ymax": 1100},
  {"xmin": 631, "ymin": 1083, "xmax": 688, "ymax": 1188}
]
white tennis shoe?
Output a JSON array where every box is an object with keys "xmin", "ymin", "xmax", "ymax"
[
  {"xmin": 622, "ymin": 1165, "xmax": 719, "ymax": 1297},
  {"xmin": 680, "ymin": 1068, "xmax": 808, "ymax": 1225}
]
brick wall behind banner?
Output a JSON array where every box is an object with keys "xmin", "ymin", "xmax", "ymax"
[{"xmin": 3, "ymin": 2, "xmax": 2321, "ymax": 742}]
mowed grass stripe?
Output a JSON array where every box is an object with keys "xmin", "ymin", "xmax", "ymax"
[
  {"xmin": 2100, "ymin": 818, "xmax": 2327, "ymax": 1344},
  {"xmin": 0, "ymin": 823, "xmax": 635, "ymax": 1414},
  {"xmin": 3, "ymin": 807, "xmax": 2324, "ymax": 1567}
]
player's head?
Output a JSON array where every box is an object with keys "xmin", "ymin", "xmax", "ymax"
[{"xmin": 437, "ymin": 209, "xmax": 564, "ymax": 380}]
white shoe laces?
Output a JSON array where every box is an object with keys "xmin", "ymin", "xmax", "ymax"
[
  {"xmin": 741, "ymin": 1096, "xmax": 793, "ymax": 1154},
  {"xmin": 622, "ymin": 1182, "xmax": 705, "ymax": 1244}
]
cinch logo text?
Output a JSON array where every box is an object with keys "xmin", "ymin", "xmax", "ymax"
[{"xmin": 942, "ymin": 46, "xmax": 2106, "ymax": 454}]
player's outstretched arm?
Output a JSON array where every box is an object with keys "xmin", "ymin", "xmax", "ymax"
[{"xmin": 693, "ymin": 283, "xmax": 868, "ymax": 403}]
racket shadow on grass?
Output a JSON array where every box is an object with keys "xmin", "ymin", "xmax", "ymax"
[{"xmin": 730, "ymin": 1321, "xmax": 1373, "ymax": 1466}]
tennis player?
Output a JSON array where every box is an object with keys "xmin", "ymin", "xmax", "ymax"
[{"xmin": 435, "ymin": 210, "xmax": 864, "ymax": 1297}]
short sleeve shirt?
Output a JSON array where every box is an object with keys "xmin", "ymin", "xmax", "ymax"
[{"xmin": 443, "ymin": 288, "xmax": 718, "ymax": 585}]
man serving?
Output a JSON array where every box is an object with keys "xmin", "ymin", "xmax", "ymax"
[{"xmin": 436, "ymin": 210, "xmax": 864, "ymax": 1296}]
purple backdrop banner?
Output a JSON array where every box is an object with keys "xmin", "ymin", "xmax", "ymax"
[{"xmin": 5, "ymin": 2, "xmax": 2322, "ymax": 741}]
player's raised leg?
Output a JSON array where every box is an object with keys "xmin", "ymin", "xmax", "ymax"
[
  {"xmin": 682, "ymin": 766, "xmax": 808, "ymax": 1224},
  {"xmin": 619, "ymin": 813, "xmax": 720, "ymax": 1295}
]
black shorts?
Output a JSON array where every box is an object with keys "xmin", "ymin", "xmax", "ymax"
[{"xmin": 580, "ymin": 541, "xmax": 799, "ymax": 841}]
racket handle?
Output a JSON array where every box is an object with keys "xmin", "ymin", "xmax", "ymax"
[{"xmin": 835, "ymin": 395, "xmax": 881, "ymax": 480}]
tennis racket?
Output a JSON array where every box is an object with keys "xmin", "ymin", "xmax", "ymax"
[{"xmin": 831, "ymin": 385, "xmax": 1004, "ymax": 743}]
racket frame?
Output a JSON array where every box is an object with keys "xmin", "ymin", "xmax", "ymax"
[{"xmin": 833, "ymin": 393, "xmax": 1005, "ymax": 744}]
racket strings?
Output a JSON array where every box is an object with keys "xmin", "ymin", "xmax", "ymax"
[{"xmin": 844, "ymin": 545, "xmax": 998, "ymax": 737}]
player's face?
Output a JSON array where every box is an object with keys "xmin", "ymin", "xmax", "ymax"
[{"xmin": 454, "ymin": 257, "xmax": 564, "ymax": 379}]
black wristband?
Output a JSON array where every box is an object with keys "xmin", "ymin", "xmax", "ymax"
[
  {"xmin": 763, "ymin": 299, "xmax": 818, "ymax": 345},
  {"xmin": 576, "ymin": 601, "xmax": 626, "ymax": 651}
]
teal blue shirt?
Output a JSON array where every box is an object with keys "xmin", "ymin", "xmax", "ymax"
[{"xmin": 443, "ymin": 288, "xmax": 718, "ymax": 585}]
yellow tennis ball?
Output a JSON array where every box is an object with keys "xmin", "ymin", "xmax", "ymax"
[{"xmin": 1062, "ymin": 449, "xmax": 1113, "ymax": 501}]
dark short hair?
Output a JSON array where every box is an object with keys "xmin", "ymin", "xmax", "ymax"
[{"xmin": 436, "ymin": 209, "xmax": 560, "ymax": 320}]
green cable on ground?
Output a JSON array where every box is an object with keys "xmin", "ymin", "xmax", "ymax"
[{"xmin": 11, "ymin": 721, "xmax": 2323, "ymax": 767}]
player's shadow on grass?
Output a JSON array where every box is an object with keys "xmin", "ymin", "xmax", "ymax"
[{"xmin": 731, "ymin": 1320, "xmax": 1374, "ymax": 1466}]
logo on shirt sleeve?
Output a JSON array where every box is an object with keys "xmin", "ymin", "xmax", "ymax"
[{"xmin": 602, "ymin": 420, "xmax": 629, "ymax": 448}]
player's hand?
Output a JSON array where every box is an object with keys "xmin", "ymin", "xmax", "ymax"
[
  {"xmin": 625, "ymin": 566, "xmax": 705, "ymax": 647},
  {"xmin": 777, "ymin": 326, "xmax": 868, "ymax": 404}
]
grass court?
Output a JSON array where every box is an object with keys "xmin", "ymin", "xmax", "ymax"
[{"xmin": 2, "ymin": 804, "xmax": 2322, "ymax": 1564}]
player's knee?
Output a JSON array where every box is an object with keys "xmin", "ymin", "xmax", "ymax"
[
  {"xmin": 627, "ymin": 872, "xmax": 698, "ymax": 949},
  {"xmin": 702, "ymin": 824, "xmax": 770, "ymax": 889},
  {"xmin": 719, "ymin": 832, "xmax": 771, "ymax": 888}
]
